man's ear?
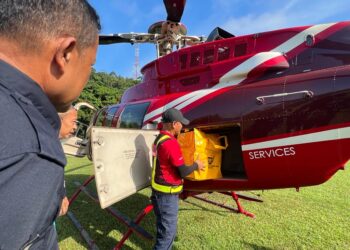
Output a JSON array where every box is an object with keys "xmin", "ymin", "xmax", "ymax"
[
  {"xmin": 53, "ymin": 37, "xmax": 77, "ymax": 74},
  {"xmin": 172, "ymin": 121, "xmax": 177, "ymax": 129}
]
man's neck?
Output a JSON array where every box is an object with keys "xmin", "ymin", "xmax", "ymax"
[
  {"xmin": 0, "ymin": 39, "xmax": 46, "ymax": 90},
  {"xmin": 163, "ymin": 129, "xmax": 176, "ymax": 136}
]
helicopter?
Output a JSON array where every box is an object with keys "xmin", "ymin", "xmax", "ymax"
[{"xmin": 63, "ymin": 0, "xmax": 350, "ymax": 248}]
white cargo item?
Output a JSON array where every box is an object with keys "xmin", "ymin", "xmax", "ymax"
[{"xmin": 91, "ymin": 127, "xmax": 158, "ymax": 209}]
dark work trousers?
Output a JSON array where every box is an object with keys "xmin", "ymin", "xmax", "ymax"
[{"xmin": 151, "ymin": 191, "xmax": 179, "ymax": 250}]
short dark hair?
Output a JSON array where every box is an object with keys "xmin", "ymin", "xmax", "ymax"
[{"xmin": 0, "ymin": 0, "xmax": 101, "ymax": 52}]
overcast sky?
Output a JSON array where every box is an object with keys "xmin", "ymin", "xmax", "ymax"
[{"xmin": 89, "ymin": 0, "xmax": 349, "ymax": 78}]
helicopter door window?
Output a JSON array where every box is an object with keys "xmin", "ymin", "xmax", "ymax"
[
  {"xmin": 94, "ymin": 108, "xmax": 107, "ymax": 126},
  {"xmin": 234, "ymin": 43, "xmax": 247, "ymax": 57},
  {"xmin": 118, "ymin": 102, "xmax": 150, "ymax": 129},
  {"xmin": 218, "ymin": 46, "xmax": 231, "ymax": 61},
  {"xmin": 204, "ymin": 48, "xmax": 215, "ymax": 64},
  {"xmin": 104, "ymin": 106, "xmax": 119, "ymax": 127},
  {"xmin": 190, "ymin": 51, "xmax": 201, "ymax": 67},
  {"xmin": 180, "ymin": 54, "xmax": 188, "ymax": 70}
]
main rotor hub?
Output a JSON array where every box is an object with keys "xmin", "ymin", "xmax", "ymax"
[
  {"xmin": 99, "ymin": 0, "xmax": 206, "ymax": 58},
  {"xmin": 149, "ymin": 20, "xmax": 187, "ymax": 37},
  {"xmin": 148, "ymin": 21, "xmax": 188, "ymax": 56}
]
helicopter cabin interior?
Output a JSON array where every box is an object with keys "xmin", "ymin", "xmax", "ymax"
[{"xmin": 197, "ymin": 123, "xmax": 247, "ymax": 180}]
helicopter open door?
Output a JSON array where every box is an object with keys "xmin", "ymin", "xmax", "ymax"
[
  {"xmin": 90, "ymin": 127, "xmax": 158, "ymax": 209},
  {"xmin": 61, "ymin": 102, "xmax": 96, "ymax": 157}
]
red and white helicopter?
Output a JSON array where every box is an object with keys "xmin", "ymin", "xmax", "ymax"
[{"xmin": 64, "ymin": 0, "xmax": 349, "ymax": 248}]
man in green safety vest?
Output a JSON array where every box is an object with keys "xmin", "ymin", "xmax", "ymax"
[{"xmin": 151, "ymin": 108, "xmax": 204, "ymax": 250}]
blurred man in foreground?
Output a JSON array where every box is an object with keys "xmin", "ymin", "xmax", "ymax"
[{"xmin": 0, "ymin": 1, "xmax": 100, "ymax": 248}]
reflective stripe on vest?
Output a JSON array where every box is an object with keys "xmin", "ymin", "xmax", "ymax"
[{"xmin": 151, "ymin": 134, "xmax": 183, "ymax": 194}]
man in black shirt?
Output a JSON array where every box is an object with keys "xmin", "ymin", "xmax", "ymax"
[{"xmin": 0, "ymin": 1, "xmax": 100, "ymax": 249}]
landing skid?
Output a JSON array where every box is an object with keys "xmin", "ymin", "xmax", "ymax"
[
  {"xmin": 67, "ymin": 175, "xmax": 154, "ymax": 250},
  {"xmin": 184, "ymin": 191, "xmax": 263, "ymax": 218},
  {"xmin": 67, "ymin": 176, "xmax": 263, "ymax": 248}
]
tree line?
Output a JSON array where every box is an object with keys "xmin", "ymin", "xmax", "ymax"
[{"xmin": 75, "ymin": 68, "xmax": 139, "ymax": 126}]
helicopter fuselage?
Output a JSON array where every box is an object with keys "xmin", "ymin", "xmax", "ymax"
[{"xmin": 94, "ymin": 21, "xmax": 350, "ymax": 192}]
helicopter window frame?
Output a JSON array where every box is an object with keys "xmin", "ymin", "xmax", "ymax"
[
  {"xmin": 180, "ymin": 53, "xmax": 188, "ymax": 70},
  {"xmin": 217, "ymin": 44, "xmax": 231, "ymax": 61},
  {"xmin": 104, "ymin": 106, "xmax": 120, "ymax": 127},
  {"xmin": 203, "ymin": 47, "xmax": 215, "ymax": 64},
  {"xmin": 190, "ymin": 51, "xmax": 202, "ymax": 67},
  {"xmin": 94, "ymin": 108, "xmax": 108, "ymax": 127},
  {"xmin": 117, "ymin": 102, "xmax": 151, "ymax": 129}
]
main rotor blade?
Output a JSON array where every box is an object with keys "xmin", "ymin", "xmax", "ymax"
[
  {"xmin": 99, "ymin": 35, "xmax": 133, "ymax": 45},
  {"xmin": 163, "ymin": 0, "xmax": 186, "ymax": 23}
]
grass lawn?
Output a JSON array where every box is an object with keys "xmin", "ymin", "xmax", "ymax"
[{"xmin": 58, "ymin": 156, "xmax": 350, "ymax": 250}]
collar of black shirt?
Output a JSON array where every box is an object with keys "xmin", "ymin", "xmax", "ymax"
[{"xmin": 0, "ymin": 60, "xmax": 61, "ymax": 132}]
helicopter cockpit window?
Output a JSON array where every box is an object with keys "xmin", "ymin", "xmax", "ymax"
[
  {"xmin": 104, "ymin": 106, "xmax": 119, "ymax": 127},
  {"xmin": 190, "ymin": 52, "xmax": 201, "ymax": 67},
  {"xmin": 204, "ymin": 49, "xmax": 215, "ymax": 64},
  {"xmin": 118, "ymin": 102, "xmax": 150, "ymax": 129},
  {"xmin": 234, "ymin": 43, "xmax": 247, "ymax": 57},
  {"xmin": 218, "ymin": 46, "xmax": 230, "ymax": 61},
  {"xmin": 180, "ymin": 54, "xmax": 188, "ymax": 70}
]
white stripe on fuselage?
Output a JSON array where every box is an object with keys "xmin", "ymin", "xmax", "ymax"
[
  {"xmin": 143, "ymin": 23, "xmax": 337, "ymax": 123},
  {"xmin": 274, "ymin": 23, "xmax": 335, "ymax": 53},
  {"xmin": 143, "ymin": 91, "xmax": 198, "ymax": 122},
  {"xmin": 242, "ymin": 126, "xmax": 350, "ymax": 151}
]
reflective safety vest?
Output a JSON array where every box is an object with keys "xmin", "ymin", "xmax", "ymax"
[{"xmin": 151, "ymin": 134, "xmax": 183, "ymax": 194}]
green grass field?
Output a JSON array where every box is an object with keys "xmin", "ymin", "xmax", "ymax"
[{"xmin": 58, "ymin": 156, "xmax": 350, "ymax": 250}]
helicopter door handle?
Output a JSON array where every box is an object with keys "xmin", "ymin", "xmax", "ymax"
[{"xmin": 256, "ymin": 90, "xmax": 314, "ymax": 105}]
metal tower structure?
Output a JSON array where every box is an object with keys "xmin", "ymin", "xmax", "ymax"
[{"xmin": 133, "ymin": 43, "xmax": 140, "ymax": 80}]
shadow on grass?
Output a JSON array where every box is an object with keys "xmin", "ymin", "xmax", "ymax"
[
  {"xmin": 181, "ymin": 198, "xmax": 237, "ymax": 216},
  {"xmin": 57, "ymin": 173, "xmax": 156, "ymax": 250},
  {"xmin": 242, "ymin": 242, "xmax": 274, "ymax": 250},
  {"xmin": 64, "ymin": 163, "xmax": 92, "ymax": 174}
]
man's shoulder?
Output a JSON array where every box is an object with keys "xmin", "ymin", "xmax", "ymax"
[
  {"xmin": 0, "ymin": 87, "xmax": 36, "ymax": 129},
  {"xmin": 0, "ymin": 85, "xmax": 65, "ymax": 165},
  {"xmin": 160, "ymin": 136, "xmax": 180, "ymax": 151},
  {"xmin": 0, "ymin": 88, "xmax": 39, "ymax": 159}
]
